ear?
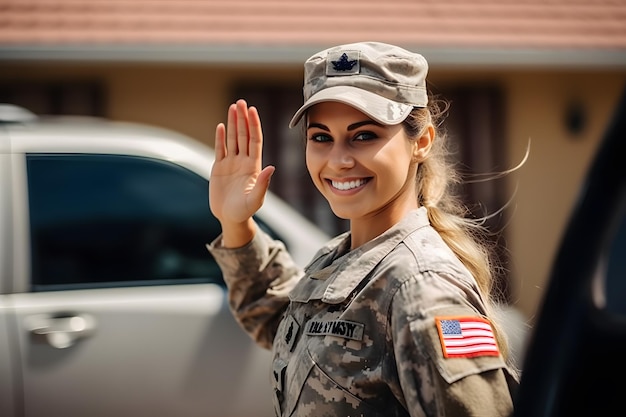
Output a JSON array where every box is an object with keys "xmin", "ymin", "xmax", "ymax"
[{"xmin": 413, "ymin": 124, "xmax": 435, "ymax": 162}]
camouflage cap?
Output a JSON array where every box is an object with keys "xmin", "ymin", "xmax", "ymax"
[{"xmin": 289, "ymin": 41, "xmax": 429, "ymax": 128}]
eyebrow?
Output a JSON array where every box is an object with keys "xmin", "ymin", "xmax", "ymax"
[{"xmin": 306, "ymin": 120, "xmax": 384, "ymax": 132}]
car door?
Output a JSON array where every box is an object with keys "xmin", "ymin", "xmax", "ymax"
[
  {"xmin": 0, "ymin": 127, "xmax": 18, "ymax": 417},
  {"xmin": 0, "ymin": 297, "xmax": 17, "ymax": 417},
  {"xmin": 8, "ymin": 153, "xmax": 275, "ymax": 417}
]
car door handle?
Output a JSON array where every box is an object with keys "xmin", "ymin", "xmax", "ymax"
[{"xmin": 25, "ymin": 314, "xmax": 96, "ymax": 349}]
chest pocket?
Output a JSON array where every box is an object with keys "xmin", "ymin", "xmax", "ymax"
[
  {"xmin": 272, "ymin": 306, "xmax": 387, "ymax": 416},
  {"xmin": 275, "ymin": 346, "xmax": 386, "ymax": 417}
]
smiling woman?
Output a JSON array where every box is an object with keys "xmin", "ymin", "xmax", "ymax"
[
  {"xmin": 207, "ymin": 41, "xmax": 519, "ymax": 417},
  {"xmin": 305, "ymin": 102, "xmax": 424, "ymax": 246}
]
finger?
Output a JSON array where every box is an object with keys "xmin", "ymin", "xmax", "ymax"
[
  {"xmin": 214, "ymin": 123, "xmax": 226, "ymax": 160},
  {"xmin": 236, "ymin": 99, "xmax": 250, "ymax": 156},
  {"xmin": 248, "ymin": 106, "xmax": 263, "ymax": 164},
  {"xmin": 251, "ymin": 165, "xmax": 275, "ymax": 204},
  {"xmin": 257, "ymin": 165, "xmax": 275, "ymax": 187},
  {"xmin": 225, "ymin": 103, "xmax": 238, "ymax": 155}
]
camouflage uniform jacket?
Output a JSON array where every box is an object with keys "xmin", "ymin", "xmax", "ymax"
[{"xmin": 207, "ymin": 207, "xmax": 518, "ymax": 417}]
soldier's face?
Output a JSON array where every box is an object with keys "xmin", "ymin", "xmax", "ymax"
[{"xmin": 305, "ymin": 102, "xmax": 419, "ymax": 224}]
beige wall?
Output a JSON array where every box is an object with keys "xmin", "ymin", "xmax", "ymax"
[
  {"xmin": 504, "ymin": 71, "xmax": 625, "ymax": 319},
  {"xmin": 2, "ymin": 62, "xmax": 625, "ymax": 323},
  {"xmin": 105, "ymin": 65, "xmax": 303, "ymax": 145}
]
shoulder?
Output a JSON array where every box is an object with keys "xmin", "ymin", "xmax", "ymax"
[
  {"xmin": 402, "ymin": 223, "xmax": 469, "ymax": 275},
  {"xmin": 378, "ymin": 223, "xmax": 489, "ymax": 328},
  {"xmin": 377, "ymin": 223, "xmax": 475, "ymax": 291}
]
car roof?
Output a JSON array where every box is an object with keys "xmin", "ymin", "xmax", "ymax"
[{"xmin": 2, "ymin": 115, "xmax": 215, "ymax": 179}]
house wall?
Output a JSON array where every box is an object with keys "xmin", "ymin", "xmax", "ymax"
[
  {"xmin": 1, "ymin": 62, "xmax": 624, "ymax": 324},
  {"xmin": 504, "ymin": 71, "xmax": 625, "ymax": 319}
]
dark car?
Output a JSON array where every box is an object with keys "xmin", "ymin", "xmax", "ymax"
[{"xmin": 514, "ymin": 87, "xmax": 626, "ymax": 416}]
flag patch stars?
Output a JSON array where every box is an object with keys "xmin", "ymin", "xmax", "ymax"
[{"xmin": 435, "ymin": 316, "xmax": 500, "ymax": 358}]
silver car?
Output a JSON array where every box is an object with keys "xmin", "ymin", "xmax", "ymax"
[{"xmin": 0, "ymin": 105, "xmax": 329, "ymax": 417}]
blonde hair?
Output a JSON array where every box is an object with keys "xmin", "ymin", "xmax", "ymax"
[{"xmin": 403, "ymin": 97, "xmax": 516, "ymax": 370}]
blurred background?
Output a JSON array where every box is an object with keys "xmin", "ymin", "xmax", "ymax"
[{"xmin": 1, "ymin": 0, "xmax": 625, "ymax": 356}]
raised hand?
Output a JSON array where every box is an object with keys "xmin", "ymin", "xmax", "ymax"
[{"xmin": 209, "ymin": 99, "xmax": 275, "ymax": 247}]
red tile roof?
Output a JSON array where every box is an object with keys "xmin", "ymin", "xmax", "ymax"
[{"xmin": 1, "ymin": 0, "xmax": 625, "ymax": 66}]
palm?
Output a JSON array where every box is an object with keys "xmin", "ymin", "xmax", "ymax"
[
  {"xmin": 209, "ymin": 100, "xmax": 274, "ymax": 225},
  {"xmin": 210, "ymin": 152, "xmax": 262, "ymax": 223}
]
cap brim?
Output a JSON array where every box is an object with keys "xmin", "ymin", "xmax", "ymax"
[{"xmin": 288, "ymin": 86, "xmax": 413, "ymax": 128}]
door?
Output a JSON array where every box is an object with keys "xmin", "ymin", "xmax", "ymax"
[
  {"xmin": 0, "ymin": 132, "xmax": 18, "ymax": 417},
  {"xmin": 9, "ymin": 153, "xmax": 274, "ymax": 417},
  {"xmin": 0, "ymin": 296, "xmax": 17, "ymax": 417}
]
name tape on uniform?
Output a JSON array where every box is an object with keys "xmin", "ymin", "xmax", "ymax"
[{"xmin": 305, "ymin": 319, "xmax": 364, "ymax": 341}]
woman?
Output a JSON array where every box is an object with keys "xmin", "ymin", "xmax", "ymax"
[{"xmin": 207, "ymin": 41, "xmax": 519, "ymax": 417}]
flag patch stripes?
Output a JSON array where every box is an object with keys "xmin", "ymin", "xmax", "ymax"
[{"xmin": 435, "ymin": 316, "xmax": 500, "ymax": 358}]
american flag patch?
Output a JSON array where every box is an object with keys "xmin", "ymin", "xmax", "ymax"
[{"xmin": 435, "ymin": 316, "xmax": 500, "ymax": 358}]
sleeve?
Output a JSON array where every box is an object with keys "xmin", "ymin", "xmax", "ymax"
[
  {"xmin": 390, "ymin": 272, "xmax": 517, "ymax": 417},
  {"xmin": 206, "ymin": 228, "xmax": 304, "ymax": 350}
]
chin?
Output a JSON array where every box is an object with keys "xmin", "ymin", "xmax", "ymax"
[{"xmin": 328, "ymin": 205, "xmax": 359, "ymax": 221}]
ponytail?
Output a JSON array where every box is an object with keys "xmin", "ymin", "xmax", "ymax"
[{"xmin": 404, "ymin": 99, "xmax": 516, "ymax": 372}]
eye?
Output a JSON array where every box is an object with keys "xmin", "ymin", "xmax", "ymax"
[
  {"xmin": 353, "ymin": 131, "xmax": 377, "ymax": 141},
  {"xmin": 308, "ymin": 133, "xmax": 332, "ymax": 143}
]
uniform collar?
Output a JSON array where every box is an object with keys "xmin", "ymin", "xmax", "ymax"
[{"xmin": 290, "ymin": 207, "xmax": 430, "ymax": 304}]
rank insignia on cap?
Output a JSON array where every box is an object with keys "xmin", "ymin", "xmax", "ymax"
[
  {"xmin": 327, "ymin": 51, "xmax": 360, "ymax": 76},
  {"xmin": 435, "ymin": 316, "xmax": 500, "ymax": 358},
  {"xmin": 332, "ymin": 53, "xmax": 357, "ymax": 71}
]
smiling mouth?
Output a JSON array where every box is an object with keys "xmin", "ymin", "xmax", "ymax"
[{"xmin": 329, "ymin": 178, "xmax": 369, "ymax": 191}]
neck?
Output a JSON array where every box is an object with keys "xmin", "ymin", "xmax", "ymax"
[{"xmin": 349, "ymin": 199, "xmax": 418, "ymax": 249}]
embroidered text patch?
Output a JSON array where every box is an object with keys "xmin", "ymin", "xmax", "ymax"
[{"xmin": 305, "ymin": 319, "xmax": 364, "ymax": 341}]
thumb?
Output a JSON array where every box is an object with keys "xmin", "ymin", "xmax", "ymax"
[{"xmin": 251, "ymin": 165, "xmax": 275, "ymax": 202}]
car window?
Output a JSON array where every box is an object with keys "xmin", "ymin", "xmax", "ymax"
[{"xmin": 26, "ymin": 153, "xmax": 278, "ymax": 291}]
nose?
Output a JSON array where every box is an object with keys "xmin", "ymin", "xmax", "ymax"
[{"xmin": 327, "ymin": 142, "xmax": 355, "ymax": 170}]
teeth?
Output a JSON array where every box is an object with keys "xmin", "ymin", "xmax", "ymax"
[{"xmin": 331, "ymin": 179, "xmax": 367, "ymax": 191}]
